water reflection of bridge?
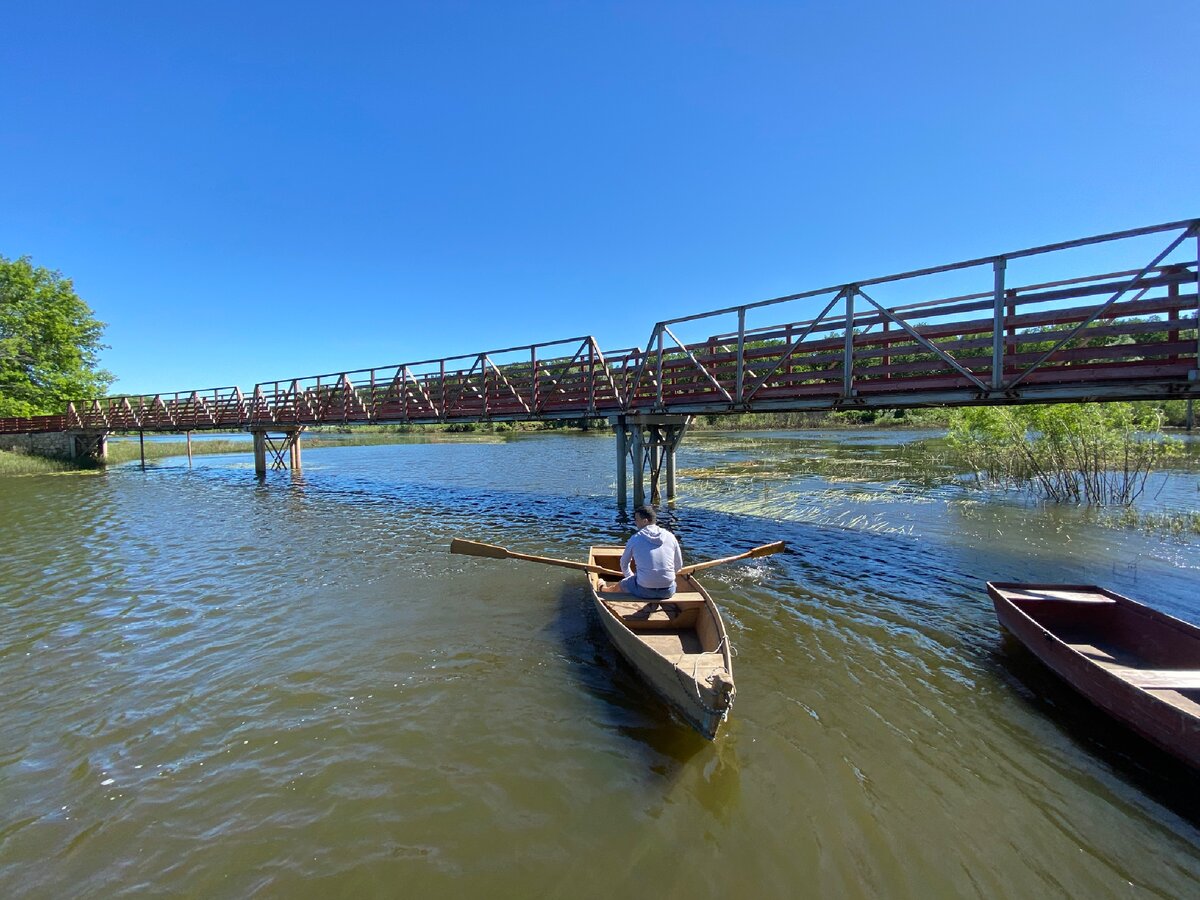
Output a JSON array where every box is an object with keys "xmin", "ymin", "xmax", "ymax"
[{"xmin": 2, "ymin": 219, "xmax": 1196, "ymax": 505}]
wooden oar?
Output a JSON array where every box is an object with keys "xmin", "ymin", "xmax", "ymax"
[
  {"xmin": 678, "ymin": 541, "xmax": 786, "ymax": 576},
  {"xmin": 450, "ymin": 538, "xmax": 624, "ymax": 579}
]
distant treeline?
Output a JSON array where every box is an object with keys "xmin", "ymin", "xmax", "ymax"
[
  {"xmin": 696, "ymin": 400, "xmax": 1194, "ymax": 431},
  {"xmin": 310, "ymin": 399, "xmax": 1193, "ymax": 434}
]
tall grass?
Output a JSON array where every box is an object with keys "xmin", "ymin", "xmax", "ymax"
[
  {"xmin": 0, "ymin": 449, "xmax": 78, "ymax": 475},
  {"xmin": 105, "ymin": 439, "xmax": 249, "ymax": 464}
]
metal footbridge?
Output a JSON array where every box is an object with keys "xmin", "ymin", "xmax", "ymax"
[{"xmin": 2, "ymin": 219, "xmax": 1197, "ymax": 502}]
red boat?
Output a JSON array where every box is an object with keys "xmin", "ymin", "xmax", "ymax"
[{"xmin": 986, "ymin": 582, "xmax": 1200, "ymax": 769}]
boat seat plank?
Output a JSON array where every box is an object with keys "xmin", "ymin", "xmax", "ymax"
[
  {"xmin": 1069, "ymin": 643, "xmax": 1118, "ymax": 662},
  {"xmin": 1143, "ymin": 689, "xmax": 1200, "ymax": 716},
  {"xmin": 1065, "ymin": 641, "xmax": 1143, "ymax": 669},
  {"xmin": 1010, "ymin": 589, "xmax": 1117, "ymax": 604},
  {"xmin": 1067, "ymin": 644, "xmax": 1200, "ymax": 687},
  {"xmin": 992, "ymin": 583, "xmax": 1119, "ymax": 605},
  {"xmin": 600, "ymin": 591, "xmax": 704, "ymax": 603},
  {"xmin": 1065, "ymin": 643, "xmax": 1200, "ymax": 688},
  {"xmin": 1112, "ymin": 670, "xmax": 1200, "ymax": 690}
]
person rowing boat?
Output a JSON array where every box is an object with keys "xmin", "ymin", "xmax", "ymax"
[
  {"xmin": 450, "ymin": 532, "xmax": 785, "ymax": 738},
  {"xmin": 597, "ymin": 505, "xmax": 681, "ymax": 600}
]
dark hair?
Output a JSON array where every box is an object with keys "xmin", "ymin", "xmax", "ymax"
[{"xmin": 633, "ymin": 505, "xmax": 657, "ymax": 524}]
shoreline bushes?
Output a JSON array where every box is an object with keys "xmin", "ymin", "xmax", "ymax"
[{"xmin": 947, "ymin": 403, "xmax": 1182, "ymax": 506}]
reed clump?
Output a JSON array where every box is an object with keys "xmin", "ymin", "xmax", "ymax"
[
  {"xmin": 947, "ymin": 403, "xmax": 1181, "ymax": 506},
  {"xmin": 1099, "ymin": 507, "xmax": 1200, "ymax": 536}
]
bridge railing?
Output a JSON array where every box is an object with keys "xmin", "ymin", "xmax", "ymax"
[
  {"xmin": 250, "ymin": 336, "xmax": 628, "ymax": 426},
  {"xmin": 64, "ymin": 387, "xmax": 248, "ymax": 431},
  {"xmin": 0, "ymin": 414, "xmax": 68, "ymax": 435},
  {"xmin": 619, "ymin": 219, "xmax": 1199, "ymax": 411}
]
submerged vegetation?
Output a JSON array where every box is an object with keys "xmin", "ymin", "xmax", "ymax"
[
  {"xmin": 1098, "ymin": 506, "xmax": 1200, "ymax": 537},
  {"xmin": 947, "ymin": 403, "xmax": 1182, "ymax": 506},
  {"xmin": 0, "ymin": 441, "xmax": 248, "ymax": 475}
]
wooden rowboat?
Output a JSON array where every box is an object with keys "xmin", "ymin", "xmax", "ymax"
[
  {"xmin": 987, "ymin": 582, "xmax": 1200, "ymax": 768},
  {"xmin": 587, "ymin": 546, "xmax": 735, "ymax": 739}
]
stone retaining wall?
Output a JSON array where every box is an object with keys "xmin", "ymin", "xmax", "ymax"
[
  {"xmin": 0, "ymin": 432, "xmax": 76, "ymax": 458},
  {"xmin": 0, "ymin": 432, "xmax": 106, "ymax": 461}
]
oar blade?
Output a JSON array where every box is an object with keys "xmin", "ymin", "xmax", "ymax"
[
  {"xmin": 677, "ymin": 540, "xmax": 787, "ymax": 575},
  {"xmin": 450, "ymin": 538, "xmax": 509, "ymax": 560},
  {"xmin": 746, "ymin": 541, "xmax": 786, "ymax": 558}
]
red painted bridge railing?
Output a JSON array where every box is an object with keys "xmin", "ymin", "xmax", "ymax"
[{"xmin": 1, "ymin": 219, "xmax": 1196, "ymax": 436}]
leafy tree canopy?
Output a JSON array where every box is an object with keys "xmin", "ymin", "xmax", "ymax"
[{"xmin": 0, "ymin": 255, "xmax": 113, "ymax": 417}]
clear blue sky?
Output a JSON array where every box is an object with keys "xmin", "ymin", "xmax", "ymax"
[{"xmin": 1, "ymin": 1, "xmax": 1196, "ymax": 395}]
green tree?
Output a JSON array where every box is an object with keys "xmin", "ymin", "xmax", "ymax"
[{"xmin": 0, "ymin": 256, "xmax": 113, "ymax": 417}]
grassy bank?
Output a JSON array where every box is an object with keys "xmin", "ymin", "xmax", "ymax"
[
  {"xmin": 0, "ymin": 449, "xmax": 80, "ymax": 475},
  {"xmin": 106, "ymin": 439, "xmax": 250, "ymax": 464},
  {"xmin": 0, "ymin": 442, "xmax": 250, "ymax": 474}
]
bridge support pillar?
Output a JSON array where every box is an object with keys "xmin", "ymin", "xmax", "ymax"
[
  {"xmin": 252, "ymin": 428, "xmax": 304, "ymax": 476},
  {"xmin": 611, "ymin": 415, "xmax": 691, "ymax": 508},
  {"xmin": 253, "ymin": 430, "xmax": 267, "ymax": 475},
  {"xmin": 70, "ymin": 431, "xmax": 107, "ymax": 464},
  {"xmin": 615, "ymin": 424, "xmax": 627, "ymax": 507}
]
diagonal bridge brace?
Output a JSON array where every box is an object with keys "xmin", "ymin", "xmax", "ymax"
[
  {"xmin": 262, "ymin": 428, "xmax": 305, "ymax": 470},
  {"xmin": 483, "ymin": 355, "xmax": 532, "ymax": 415},
  {"xmin": 856, "ymin": 287, "xmax": 991, "ymax": 392},
  {"xmin": 742, "ymin": 289, "xmax": 849, "ymax": 403},
  {"xmin": 1005, "ymin": 225, "xmax": 1198, "ymax": 390},
  {"xmin": 532, "ymin": 341, "xmax": 590, "ymax": 412},
  {"xmin": 659, "ymin": 325, "xmax": 734, "ymax": 404}
]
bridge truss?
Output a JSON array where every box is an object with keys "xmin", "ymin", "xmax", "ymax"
[{"xmin": 2, "ymin": 218, "xmax": 1192, "ymax": 439}]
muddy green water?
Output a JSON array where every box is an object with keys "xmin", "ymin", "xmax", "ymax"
[{"xmin": 1, "ymin": 430, "xmax": 1198, "ymax": 898}]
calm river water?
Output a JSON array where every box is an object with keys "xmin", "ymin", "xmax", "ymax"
[{"xmin": 1, "ymin": 429, "xmax": 1198, "ymax": 898}]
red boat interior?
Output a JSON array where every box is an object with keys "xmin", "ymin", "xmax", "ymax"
[{"xmin": 1001, "ymin": 585, "xmax": 1200, "ymax": 710}]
